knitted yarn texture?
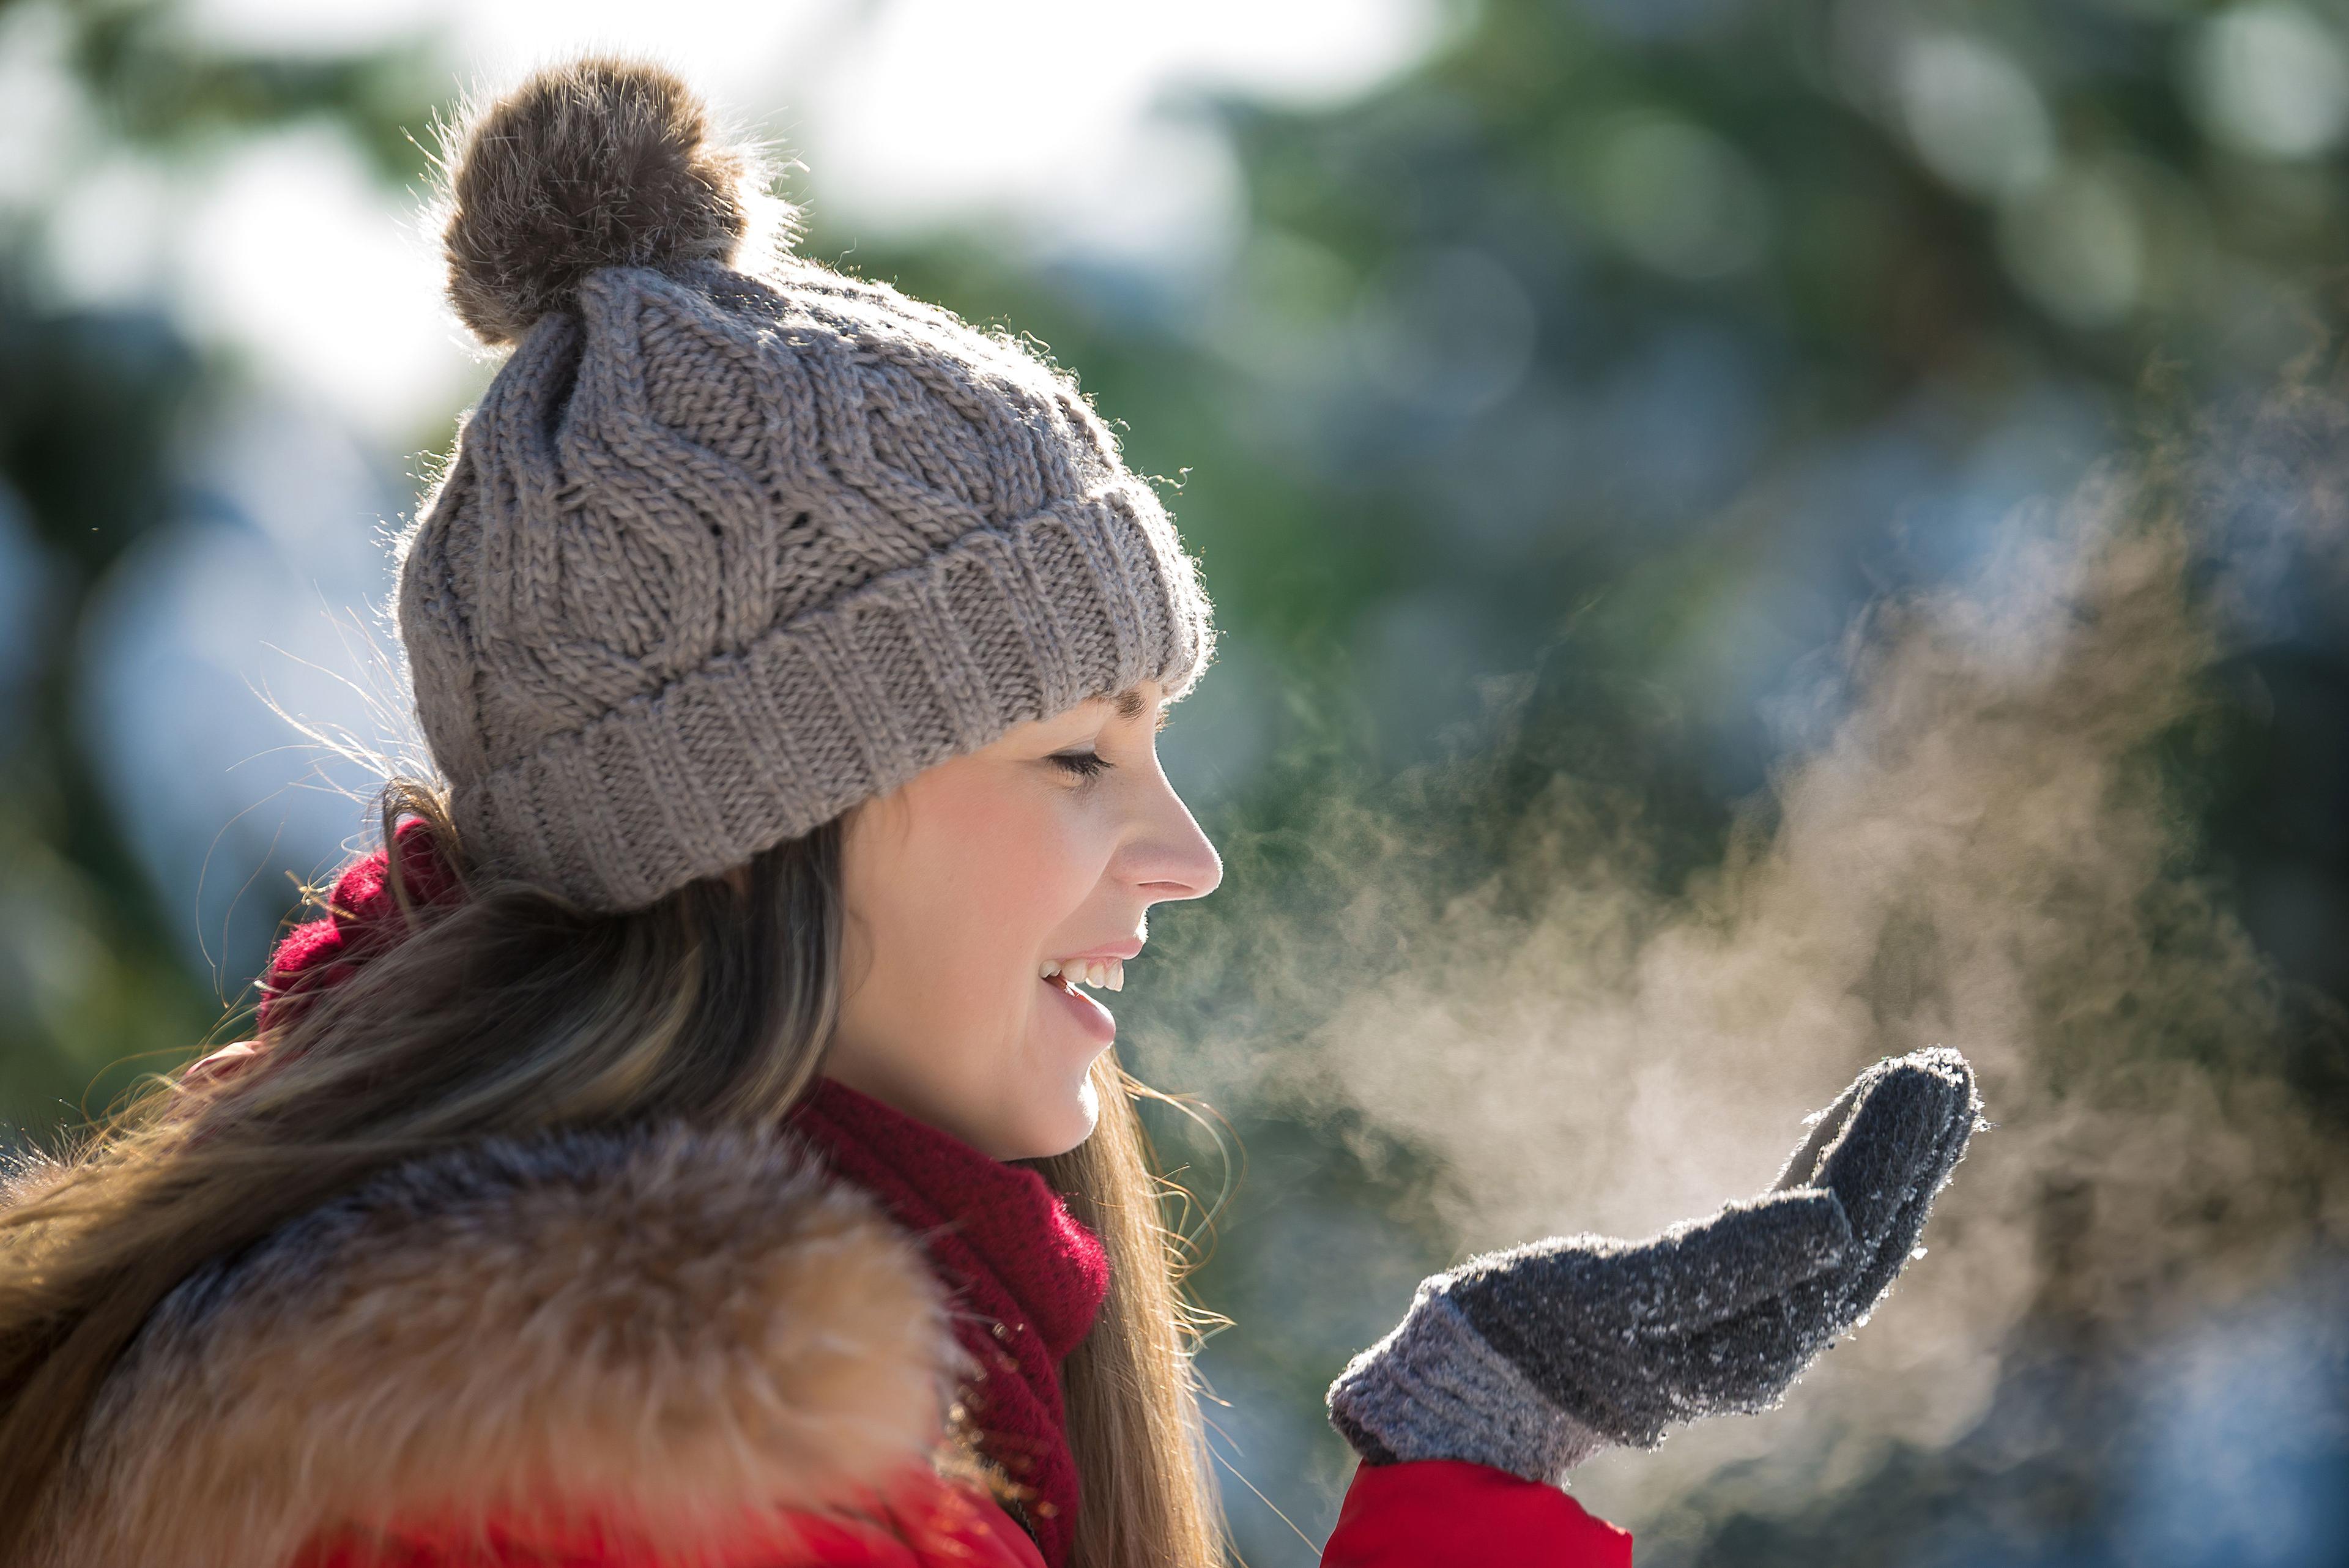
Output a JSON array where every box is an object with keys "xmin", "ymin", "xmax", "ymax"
[
  {"xmin": 401, "ymin": 58, "xmax": 1215, "ymax": 911},
  {"xmin": 1327, "ymin": 1047, "xmax": 1983, "ymax": 1484},
  {"xmin": 788, "ymin": 1078, "xmax": 1112, "ymax": 1568}
]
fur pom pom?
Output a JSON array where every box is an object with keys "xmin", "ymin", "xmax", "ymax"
[{"xmin": 432, "ymin": 56, "xmax": 793, "ymax": 346}]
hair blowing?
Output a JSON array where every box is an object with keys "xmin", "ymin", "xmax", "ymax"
[{"xmin": 0, "ymin": 779, "xmax": 1229, "ymax": 1567}]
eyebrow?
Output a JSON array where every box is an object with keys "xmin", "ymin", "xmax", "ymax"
[{"xmin": 1099, "ymin": 685, "xmax": 1170, "ymax": 732}]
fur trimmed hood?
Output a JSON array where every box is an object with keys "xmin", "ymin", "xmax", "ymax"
[{"xmin": 21, "ymin": 1122, "xmax": 976, "ymax": 1568}]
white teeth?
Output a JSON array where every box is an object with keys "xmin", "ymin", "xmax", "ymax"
[{"xmin": 1039, "ymin": 957, "xmax": 1125, "ymax": 992}]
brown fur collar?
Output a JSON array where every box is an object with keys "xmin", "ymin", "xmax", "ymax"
[{"xmin": 24, "ymin": 1123, "xmax": 976, "ymax": 1567}]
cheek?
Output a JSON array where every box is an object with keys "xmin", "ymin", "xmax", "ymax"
[{"xmin": 874, "ymin": 776, "xmax": 1104, "ymax": 997}]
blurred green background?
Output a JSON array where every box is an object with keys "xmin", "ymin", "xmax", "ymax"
[{"xmin": 5, "ymin": 1, "xmax": 2348, "ymax": 1563}]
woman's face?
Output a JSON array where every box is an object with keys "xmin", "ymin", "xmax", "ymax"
[{"xmin": 826, "ymin": 680, "xmax": 1223, "ymax": 1160}]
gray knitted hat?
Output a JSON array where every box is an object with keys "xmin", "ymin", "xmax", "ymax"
[{"xmin": 398, "ymin": 57, "xmax": 1217, "ymax": 912}]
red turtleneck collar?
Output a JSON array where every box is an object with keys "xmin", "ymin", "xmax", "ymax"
[
  {"xmin": 787, "ymin": 1077, "xmax": 1110, "ymax": 1568},
  {"xmin": 248, "ymin": 831, "xmax": 1110, "ymax": 1566}
]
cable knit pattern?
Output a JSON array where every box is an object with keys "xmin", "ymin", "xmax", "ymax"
[{"xmin": 401, "ymin": 64, "xmax": 1216, "ymax": 913}]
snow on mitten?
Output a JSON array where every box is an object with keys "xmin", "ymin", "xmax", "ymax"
[{"xmin": 1326, "ymin": 1047, "xmax": 1980, "ymax": 1482}]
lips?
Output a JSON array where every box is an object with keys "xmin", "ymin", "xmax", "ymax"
[
  {"xmin": 1049, "ymin": 938, "xmax": 1145, "ymax": 965},
  {"xmin": 1041, "ymin": 965, "xmax": 1118, "ymax": 1044}
]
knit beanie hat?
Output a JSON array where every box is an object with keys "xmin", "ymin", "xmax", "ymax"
[{"xmin": 399, "ymin": 56, "xmax": 1217, "ymax": 912}]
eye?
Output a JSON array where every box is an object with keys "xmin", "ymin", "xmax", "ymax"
[{"xmin": 1050, "ymin": 749, "xmax": 1112, "ymax": 781}]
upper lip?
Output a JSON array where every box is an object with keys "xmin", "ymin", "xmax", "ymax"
[{"xmin": 1050, "ymin": 939, "xmax": 1144, "ymax": 964}]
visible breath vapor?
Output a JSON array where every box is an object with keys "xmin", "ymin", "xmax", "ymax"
[{"xmin": 1157, "ymin": 379, "xmax": 2349, "ymax": 1541}]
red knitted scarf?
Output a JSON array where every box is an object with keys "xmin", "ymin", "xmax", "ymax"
[
  {"xmin": 251, "ymin": 830, "xmax": 1110, "ymax": 1567},
  {"xmin": 254, "ymin": 820, "xmax": 462, "ymax": 1036},
  {"xmin": 787, "ymin": 1079, "xmax": 1109, "ymax": 1567}
]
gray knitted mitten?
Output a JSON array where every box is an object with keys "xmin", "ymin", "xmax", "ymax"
[{"xmin": 1326, "ymin": 1047, "xmax": 1980, "ymax": 1483}]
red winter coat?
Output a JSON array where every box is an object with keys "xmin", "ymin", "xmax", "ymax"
[
  {"xmin": 23, "ymin": 833, "xmax": 1628, "ymax": 1565},
  {"xmin": 18, "ymin": 1117, "xmax": 1628, "ymax": 1567}
]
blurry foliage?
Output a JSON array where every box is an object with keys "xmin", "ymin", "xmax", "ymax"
[
  {"xmin": 4, "ymin": 0, "xmax": 2349, "ymax": 1562},
  {"xmin": 48, "ymin": 0, "xmax": 446, "ymax": 176},
  {"xmin": 0, "ymin": 264, "xmax": 212, "ymax": 1115},
  {"xmin": 0, "ymin": 0, "xmax": 448, "ymax": 1121}
]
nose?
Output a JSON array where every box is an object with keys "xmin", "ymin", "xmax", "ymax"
[{"xmin": 1132, "ymin": 773, "xmax": 1223, "ymax": 905}]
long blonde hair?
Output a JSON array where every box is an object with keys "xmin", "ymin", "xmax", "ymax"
[{"xmin": 0, "ymin": 778, "xmax": 1229, "ymax": 1567}]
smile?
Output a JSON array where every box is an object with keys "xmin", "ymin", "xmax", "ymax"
[{"xmin": 1038, "ymin": 957, "xmax": 1124, "ymax": 992}]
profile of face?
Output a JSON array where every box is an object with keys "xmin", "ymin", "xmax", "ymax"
[{"xmin": 825, "ymin": 680, "xmax": 1224, "ymax": 1161}]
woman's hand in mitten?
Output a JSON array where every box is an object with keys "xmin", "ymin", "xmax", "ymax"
[{"xmin": 1326, "ymin": 1046, "xmax": 1980, "ymax": 1484}]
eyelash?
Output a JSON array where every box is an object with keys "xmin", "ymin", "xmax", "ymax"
[{"xmin": 1049, "ymin": 712, "xmax": 1168, "ymax": 781}]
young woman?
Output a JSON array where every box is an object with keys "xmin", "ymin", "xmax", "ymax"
[{"xmin": 0, "ymin": 58, "xmax": 1978, "ymax": 1568}]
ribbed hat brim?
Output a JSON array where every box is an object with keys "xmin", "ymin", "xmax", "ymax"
[{"xmin": 456, "ymin": 481, "xmax": 1212, "ymax": 911}]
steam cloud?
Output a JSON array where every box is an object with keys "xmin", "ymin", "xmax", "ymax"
[{"xmin": 1155, "ymin": 375, "xmax": 2349, "ymax": 1553}]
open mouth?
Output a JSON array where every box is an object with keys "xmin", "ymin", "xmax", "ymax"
[{"xmin": 1039, "ymin": 957, "xmax": 1122, "ymax": 1043}]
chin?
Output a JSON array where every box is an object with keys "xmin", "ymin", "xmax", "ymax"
[{"xmin": 1012, "ymin": 1070, "xmax": 1102, "ymax": 1162}]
